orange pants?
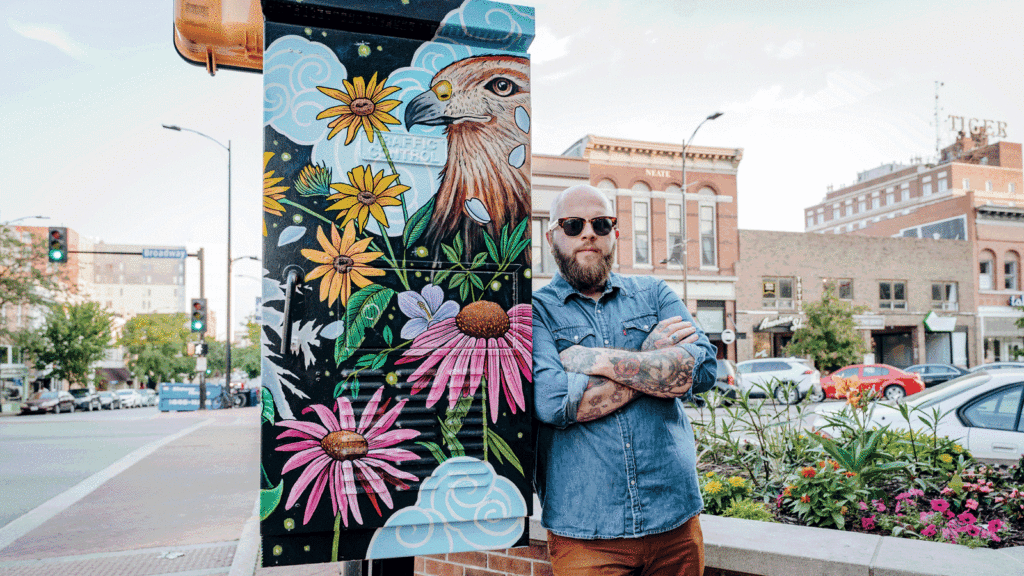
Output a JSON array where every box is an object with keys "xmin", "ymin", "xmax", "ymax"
[{"xmin": 547, "ymin": 515, "xmax": 704, "ymax": 576}]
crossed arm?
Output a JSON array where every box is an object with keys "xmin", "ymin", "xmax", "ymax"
[{"xmin": 561, "ymin": 317, "xmax": 699, "ymax": 422}]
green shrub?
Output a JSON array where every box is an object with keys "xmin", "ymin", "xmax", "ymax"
[
  {"xmin": 780, "ymin": 461, "xmax": 866, "ymax": 529},
  {"xmin": 701, "ymin": 472, "xmax": 752, "ymax": 515},
  {"xmin": 723, "ymin": 499, "xmax": 775, "ymax": 522}
]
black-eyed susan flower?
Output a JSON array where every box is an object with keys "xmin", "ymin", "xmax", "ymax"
[
  {"xmin": 301, "ymin": 222, "xmax": 384, "ymax": 307},
  {"xmin": 263, "ymin": 152, "xmax": 289, "ymax": 236},
  {"xmin": 316, "ymin": 73, "xmax": 401, "ymax": 145},
  {"xmin": 326, "ymin": 165, "xmax": 409, "ymax": 233}
]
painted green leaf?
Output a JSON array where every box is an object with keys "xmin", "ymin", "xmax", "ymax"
[
  {"xmin": 453, "ymin": 234, "xmax": 464, "ymax": 259},
  {"xmin": 433, "ymin": 269, "xmax": 451, "ymax": 285},
  {"xmin": 484, "ymin": 427, "xmax": 524, "ymax": 476},
  {"xmin": 469, "ymin": 273, "xmax": 484, "ymax": 290},
  {"xmin": 416, "ymin": 441, "xmax": 448, "ymax": 465},
  {"xmin": 459, "ymin": 282, "xmax": 469, "ymax": 301},
  {"xmin": 335, "ymin": 284, "xmax": 395, "ymax": 364},
  {"xmin": 261, "ymin": 387, "xmax": 275, "ymax": 424},
  {"xmin": 500, "ymin": 223, "xmax": 510, "ymax": 254},
  {"xmin": 403, "ymin": 195, "xmax": 435, "ymax": 247},
  {"xmin": 260, "ymin": 480, "xmax": 284, "ymax": 521},
  {"xmin": 441, "ymin": 243, "xmax": 460, "ymax": 264},
  {"xmin": 450, "ymin": 273, "xmax": 467, "ymax": 289},
  {"xmin": 350, "ymin": 377, "xmax": 361, "ymax": 399},
  {"xmin": 483, "ymin": 231, "xmax": 500, "ymax": 264},
  {"xmin": 382, "ymin": 326, "xmax": 393, "ymax": 346},
  {"xmin": 371, "ymin": 352, "xmax": 388, "ymax": 370},
  {"xmin": 507, "ymin": 237, "xmax": 530, "ymax": 263},
  {"xmin": 471, "ymin": 252, "xmax": 487, "ymax": 269}
]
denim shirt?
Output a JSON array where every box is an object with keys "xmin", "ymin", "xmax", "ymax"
[{"xmin": 532, "ymin": 273, "xmax": 717, "ymax": 539}]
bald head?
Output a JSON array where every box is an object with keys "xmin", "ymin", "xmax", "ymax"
[{"xmin": 549, "ymin": 185, "xmax": 614, "ymax": 223}]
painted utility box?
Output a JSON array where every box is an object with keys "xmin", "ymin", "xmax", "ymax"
[{"xmin": 259, "ymin": 0, "xmax": 534, "ymax": 567}]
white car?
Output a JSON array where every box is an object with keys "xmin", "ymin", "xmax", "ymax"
[
  {"xmin": 115, "ymin": 389, "xmax": 142, "ymax": 408},
  {"xmin": 735, "ymin": 357, "xmax": 821, "ymax": 404},
  {"xmin": 812, "ymin": 371, "xmax": 1024, "ymax": 463}
]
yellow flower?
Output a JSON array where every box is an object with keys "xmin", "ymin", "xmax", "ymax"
[
  {"xmin": 938, "ymin": 453, "xmax": 953, "ymax": 464},
  {"xmin": 704, "ymin": 480, "xmax": 724, "ymax": 495},
  {"xmin": 263, "ymin": 152, "xmax": 289, "ymax": 236},
  {"xmin": 316, "ymin": 73, "xmax": 401, "ymax": 145},
  {"xmin": 727, "ymin": 476, "xmax": 746, "ymax": 488},
  {"xmin": 952, "ymin": 444, "xmax": 964, "ymax": 454},
  {"xmin": 301, "ymin": 222, "xmax": 385, "ymax": 307},
  {"xmin": 327, "ymin": 165, "xmax": 409, "ymax": 232},
  {"xmin": 705, "ymin": 471, "xmax": 716, "ymax": 478}
]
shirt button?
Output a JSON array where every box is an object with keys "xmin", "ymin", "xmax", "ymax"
[
  {"xmin": 604, "ymin": 340, "xmax": 610, "ymax": 345},
  {"xmin": 643, "ymin": 325, "xmax": 649, "ymax": 330},
  {"xmin": 625, "ymin": 443, "xmax": 631, "ymax": 448},
  {"xmin": 631, "ymin": 480, "xmax": 636, "ymax": 485}
]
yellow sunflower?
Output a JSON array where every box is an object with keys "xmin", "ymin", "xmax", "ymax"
[
  {"xmin": 263, "ymin": 152, "xmax": 289, "ymax": 236},
  {"xmin": 316, "ymin": 73, "xmax": 401, "ymax": 145},
  {"xmin": 301, "ymin": 222, "xmax": 384, "ymax": 307},
  {"xmin": 326, "ymin": 165, "xmax": 409, "ymax": 232}
]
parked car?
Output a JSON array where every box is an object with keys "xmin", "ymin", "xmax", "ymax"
[
  {"xmin": 21, "ymin": 390, "xmax": 75, "ymax": 414},
  {"xmin": 735, "ymin": 357, "xmax": 820, "ymax": 404},
  {"xmin": 813, "ymin": 371, "xmax": 1024, "ymax": 463},
  {"xmin": 691, "ymin": 359, "xmax": 741, "ymax": 407},
  {"xmin": 967, "ymin": 361, "xmax": 1024, "ymax": 373},
  {"xmin": 98, "ymin": 391, "xmax": 122, "ymax": 410},
  {"xmin": 905, "ymin": 363, "xmax": 969, "ymax": 387},
  {"xmin": 69, "ymin": 388, "xmax": 101, "ymax": 411},
  {"xmin": 116, "ymin": 389, "xmax": 142, "ymax": 408},
  {"xmin": 820, "ymin": 363, "xmax": 925, "ymax": 402},
  {"xmin": 139, "ymin": 389, "xmax": 157, "ymax": 406}
]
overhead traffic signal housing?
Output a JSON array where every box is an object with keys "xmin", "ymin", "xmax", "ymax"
[
  {"xmin": 190, "ymin": 298, "xmax": 208, "ymax": 333},
  {"xmin": 47, "ymin": 227, "xmax": 68, "ymax": 263}
]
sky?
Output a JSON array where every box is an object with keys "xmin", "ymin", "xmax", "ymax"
[{"xmin": 2, "ymin": 0, "xmax": 1022, "ymax": 339}]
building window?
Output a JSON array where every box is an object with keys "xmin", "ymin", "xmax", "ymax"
[
  {"xmin": 923, "ymin": 183, "xmax": 932, "ymax": 196},
  {"xmin": 979, "ymin": 252, "xmax": 995, "ymax": 290},
  {"xmin": 963, "ymin": 178, "xmax": 970, "ymax": 190},
  {"xmin": 1010, "ymin": 183, "xmax": 1016, "ymax": 194},
  {"xmin": 931, "ymin": 282, "xmax": 958, "ymax": 311},
  {"xmin": 858, "ymin": 199, "xmax": 866, "ymax": 212},
  {"xmin": 938, "ymin": 179, "xmax": 948, "ymax": 193},
  {"xmin": 879, "ymin": 281, "xmax": 907, "ymax": 310},
  {"xmin": 633, "ymin": 200, "xmax": 649, "ymax": 265},
  {"xmin": 1006, "ymin": 253, "xmax": 1020, "ymax": 290},
  {"xmin": 901, "ymin": 187, "xmax": 909, "ymax": 202},
  {"xmin": 667, "ymin": 203, "xmax": 683, "ymax": 264},
  {"xmin": 699, "ymin": 194, "xmax": 716, "ymax": 267},
  {"xmin": 885, "ymin": 190, "xmax": 894, "ymax": 205},
  {"xmin": 762, "ymin": 277, "xmax": 794, "ymax": 309},
  {"xmin": 836, "ymin": 279, "xmax": 853, "ymax": 300},
  {"xmin": 531, "ymin": 218, "xmax": 557, "ymax": 275},
  {"xmin": 832, "ymin": 207, "xmax": 840, "ymax": 220},
  {"xmin": 872, "ymin": 197, "xmax": 880, "ymax": 209},
  {"xmin": 806, "ymin": 215, "xmax": 813, "ymax": 228},
  {"xmin": 985, "ymin": 181, "xmax": 993, "ymax": 192},
  {"xmin": 695, "ymin": 300, "xmax": 725, "ymax": 333}
]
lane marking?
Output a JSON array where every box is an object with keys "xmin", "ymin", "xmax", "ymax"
[{"xmin": 0, "ymin": 418, "xmax": 214, "ymax": 552}]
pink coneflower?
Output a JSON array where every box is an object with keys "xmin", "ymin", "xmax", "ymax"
[
  {"xmin": 276, "ymin": 387, "xmax": 420, "ymax": 525},
  {"xmin": 397, "ymin": 301, "xmax": 531, "ymax": 421}
]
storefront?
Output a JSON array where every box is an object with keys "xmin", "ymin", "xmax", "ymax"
[
  {"xmin": 980, "ymin": 298, "xmax": 1024, "ymax": 362},
  {"xmin": 751, "ymin": 315, "xmax": 803, "ymax": 359}
]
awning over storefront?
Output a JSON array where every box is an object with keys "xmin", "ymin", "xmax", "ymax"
[{"xmin": 923, "ymin": 311, "xmax": 956, "ymax": 332}]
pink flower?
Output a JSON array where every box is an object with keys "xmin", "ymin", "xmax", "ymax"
[
  {"xmin": 920, "ymin": 511, "xmax": 933, "ymax": 523},
  {"xmin": 957, "ymin": 511, "xmax": 977, "ymax": 525},
  {"xmin": 909, "ymin": 488, "xmax": 924, "ymax": 497},
  {"xmin": 895, "ymin": 502, "xmax": 902, "ymax": 515},
  {"xmin": 921, "ymin": 524, "xmax": 937, "ymax": 538},
  {"xmin": 940, "ymin": 487, "xmax": 953, "ymax": 495},
  {"xmin": 941, "ymin": 528, "xmax": 957, "ymax": 543},
  {"xmin": 895, "ymin": 492, "xmax": 910, "ymax": 501},
  {"xmin": 397, "ymin": 302, "xmax": 531, "ymax": 421},
  {"xmin": 275, "ymin": 387, "xmax": 420, "ymax": 525},
  {"xmin": 967, "ymin": 525, "xmax": 981, "ymax": 537},
  {"xmin": 861, "ymin": 516, "xmax": 876, "ymax": 530},
  {"xmin": 859, "ymin": 501, "xmax": 869, "ymax": 511},
  {"xmin": 930, "ymin": 499, "xmax": 950, "ymax": 513},
  {"xmin": 943, "ymin": 510, "xmax": 955, "ymax": 520},
  {"xmin": 988, "ymin": 519, "xmax": 1006, "ymax": 533},
  {"xmin": 872, "ymin": 499, "xmax": 886, "ymax": 512},
  {"xmin": 965, "ymin": 498, "xmax": 978, "ymax": 510}
]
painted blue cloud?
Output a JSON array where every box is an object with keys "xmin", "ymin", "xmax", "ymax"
[
  {"xmin": 366, "ymin": 456, "xmax": 526, "ymax": 558},
  {"xmin": 434, "ymin": 0, "xmax": 535, "ymax": 52},
  {"xmin": 264, "ymin": 35, "xmax": 347, "ymax": 145}
]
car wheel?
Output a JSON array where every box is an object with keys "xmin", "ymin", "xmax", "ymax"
[
  {"xmin": 807, "ymin": 387, "xmax": 826, "ymax": 403},
  {"xmin": 774, "ymin": 383, "xmax": 800, "ymax": 405},
  {"xmin": 884, "ymin": 385, "xmax": 906, "ymax": 402},
  {"xmin": 69, "ymin": 403, "xmax": 75, "ymax": 413}
]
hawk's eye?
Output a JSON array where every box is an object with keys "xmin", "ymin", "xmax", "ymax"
[{"xmin": 485, "ymin": 77, "xmax": 519, "ymax": 97}]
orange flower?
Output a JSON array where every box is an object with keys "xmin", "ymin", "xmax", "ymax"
[
  {"xmin": 844, "ymin": 471, "xmax": 857, "ymax": 478},
  {"xmin": 263, "ymin": 152, "xmax": 289, "ymax": 236},
  {"xmin": 316, "ymin": 73, "xmax": 401, "ymax": 145},
  {"xmin": 801, "ymin": 467, "xmax": 817, "ymax": 479},
  {"xmin": 840, "ymin": 506, "xmax": 848, "ymax": 515},
  {"xmin": 783, "ymin": 485, "xmax": 795, "ymax": 497},
  {"xmin": 301, "ymin": 222, "xmax": 384, "ymax": 307},
  {"xmin": 800, "ymin": 495, "xmax": 811, "ymax": 503}
]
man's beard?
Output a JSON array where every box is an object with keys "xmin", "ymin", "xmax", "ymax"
[{"xmin": 553, "ymin": 243, "xmax": 614, "ymax": 293}]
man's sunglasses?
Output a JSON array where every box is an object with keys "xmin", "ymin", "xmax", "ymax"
[{"xmin": 549, "ymin": 217, "xmax": 618, "ymax": 237}]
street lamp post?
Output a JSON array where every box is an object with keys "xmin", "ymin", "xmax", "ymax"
[
  {"xmin": 680, "ymin": 112, "xmax": 723, "ymax": 308},
  {"xmin": 162, "ymin": 124, "xmax": 232, "ymax": 396}
]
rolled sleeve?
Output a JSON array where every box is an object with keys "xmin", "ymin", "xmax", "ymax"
[
  {"xmin": 532, "ymin": 307, "xmax": 585, "ymax": 429},
  {"xmin": 655, "ymin": 280, "xmax": 718, "ymax": 395}
]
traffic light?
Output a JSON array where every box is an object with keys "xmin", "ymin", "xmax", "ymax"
[
  {"xmin": 190, "ymin": 298, "xmax": 208, "ymax": 333},
  {"xmin": 47, "ymin": 227, "xmax": 68, "ymax": 263}
]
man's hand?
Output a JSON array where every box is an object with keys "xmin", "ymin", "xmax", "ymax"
[{"xmin": 641, "ymin": 316, "xmax": 699, "ymax": 351}]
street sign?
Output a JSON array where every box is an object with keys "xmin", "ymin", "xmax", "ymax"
[
  {"xmin": 720, "ymin": 329, "xmax": 736, "ymax": 345},
  {"xmin": 142, "ymin": 248, "xmax": 187, "ymax": 259},
  {"xmin": 923, "ymin": 311, "xmax": 956, "ymax": 332},
  {"xmin": 195, "ymin": 357, "xmax": 208, "ymax": 372}
]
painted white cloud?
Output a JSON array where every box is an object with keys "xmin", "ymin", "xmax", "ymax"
[
  {"xmin": 366, "ymin": 457, "xmax": 527, "ymax": 558},
  {"xmin": 8, "ymin": 18, "xmax": 88, "ymax": 61}
]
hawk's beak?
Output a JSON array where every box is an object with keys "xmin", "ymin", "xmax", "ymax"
[{"xmin": 405, "ymin": 90, "xmax": 450, "ymax": 128}]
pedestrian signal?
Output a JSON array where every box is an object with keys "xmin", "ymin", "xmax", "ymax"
[
  {"xmin": 47, "ymin": 227, "xmax": 68, "ymax": 263},
  {"xmin": 190, "ymin": 298, "xmax": 208, "ymax": 333}
]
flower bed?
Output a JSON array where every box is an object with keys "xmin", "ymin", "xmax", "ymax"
[{"xmin": 692, "ymin": 384, "xmax": 1024, "ymax": 549}]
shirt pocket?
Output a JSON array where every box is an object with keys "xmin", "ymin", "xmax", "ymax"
[
  {"xmin": 550, "ymin": 323, "xmax": 598, "ymax": 351},
  {"xmin": 621, "ymin": 313, "xmax": 659, "ymax": 350}
]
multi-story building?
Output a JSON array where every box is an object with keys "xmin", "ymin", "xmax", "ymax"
[
  {"xmin": 736, "ymin": 231, "xmax": 977, "ymax": 368},
  {"xmin": 802, "ymin": 130, "xmax": 1024, "ymax": 363},
  {"xmin": 80, "ymin": 240, "xmax": 187, "ymax": 317},
  {"xmin": 532, "ymin": 135, "xmax": 744, "ymax": 359}
]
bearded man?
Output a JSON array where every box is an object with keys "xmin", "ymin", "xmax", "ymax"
[{"xmin": 531, "ymin": 184, "xmax": 717, "ymax": 576}]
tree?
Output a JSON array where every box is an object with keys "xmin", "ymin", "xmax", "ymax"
[
  {"xmin": 36, "ymin": 302, "xmax": 113, "ymax": 387},
  {"xmin": 0, "ymin": 226, "xmax": 72, "ymax": 336},
  {"xmin": 785, "ymin": 283, "xmax": 867, "ymax": 373},
  {"xmin": 119, "ymin": 313, "xmax": 195, "ymax": 385}
]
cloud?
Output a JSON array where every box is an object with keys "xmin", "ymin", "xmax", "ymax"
[
  {"xmin": 8, "ymin": 18, "xmax": 88, "ymax": 61},
  {"xmin": 722, "ymin": 70, "xmax": 881, "ymax": 115},
  {"xmin": 530, "ymin": 26, "xmax": 571, "ymax": 65},
  {"xmin": 764, "ymin": 39, "xmax": 804, "ymax": 60}
]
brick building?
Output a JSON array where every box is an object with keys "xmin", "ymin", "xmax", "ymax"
[
  {"xmin": 736, "ymin": 230, "xmax": 977, "ymax": 368},
  {"xmin": 531, "ymin": 135, "xmax": 744, "ymax": 359},
  {"xmin": 802, "ymin": 131, "xmax": 1024, "ymax": 363}
]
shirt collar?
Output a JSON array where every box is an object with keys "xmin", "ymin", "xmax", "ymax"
[{"xmin": 552, "ymin": 272, "xmax": 623, "ymax": 303}]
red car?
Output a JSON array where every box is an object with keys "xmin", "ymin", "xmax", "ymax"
[{"xmin": 820, "ymin": 364, "xmax": 924, "ymax": 402}]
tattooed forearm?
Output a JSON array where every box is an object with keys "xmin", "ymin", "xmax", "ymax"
[
  {"xmin": 560, "ymin": 345, "xmax": 602, "ymax": 374},
  {"xmin": 560, "ymin": 345, "xmax": 698, "ymax": 398},
  {"xmin": 576, "ymin": 376, "xmax": 639, "ymax": 422}
]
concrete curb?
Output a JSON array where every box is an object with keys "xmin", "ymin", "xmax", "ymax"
[{"xmin": 229, "ymin": 497, "xmax": 261, "ymax": 576}]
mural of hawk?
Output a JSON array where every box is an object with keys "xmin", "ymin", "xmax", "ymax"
[{"xmin": 404, "ymin": 55, "xmax": 531, "ymax": 255}]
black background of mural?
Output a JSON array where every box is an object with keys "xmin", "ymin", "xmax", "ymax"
[{"xmin": 261, "ymin": 19, "xmax": 533, "ymax": 566}]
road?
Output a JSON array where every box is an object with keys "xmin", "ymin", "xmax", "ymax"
[{"xmin": 0, "ymin": 405, "xmax": 259, "ymax": 575}]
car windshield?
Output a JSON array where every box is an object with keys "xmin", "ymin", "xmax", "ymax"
[
  {"xmin": 70, "ymin": 390, "xmax": 89, "ymax": 397},
  {"xmin": 907, "ymin": 373, "xmax": 990, "ymax": 409},
  {"xmin": 31, "ymin": 392, "xmax": 58, "ymax": 400}
]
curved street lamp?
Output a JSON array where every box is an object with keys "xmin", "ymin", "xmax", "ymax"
[{"xmin": 680, "ymin": 112, "xmax": 723, "ymax": 307}]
